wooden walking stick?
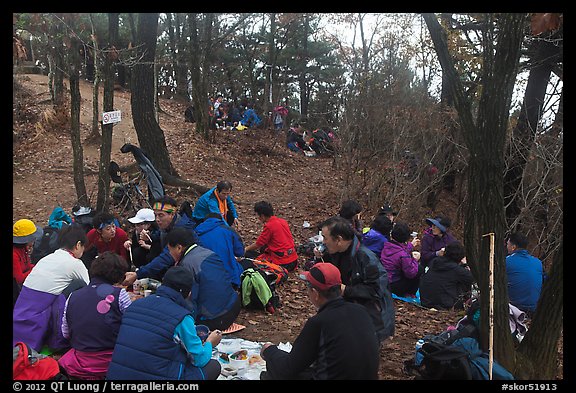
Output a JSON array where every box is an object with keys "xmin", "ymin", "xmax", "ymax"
[{"xmin": 482, "ymin": 232, "xmax": 495, "ymax": 380}]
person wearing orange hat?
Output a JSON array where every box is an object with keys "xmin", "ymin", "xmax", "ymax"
[
  {"xmin": 13, "ymin": 219, "xmax": 44, "ymax": 306},
  {"xmin": 260, "ymin": 262, "xmax": 380, "ymax": 380}
]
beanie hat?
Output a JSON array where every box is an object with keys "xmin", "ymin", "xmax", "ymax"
[
  {"xmin": 13, "ymin": 219, "xmax": 44, "ymax": 244},
  {"xmin": 162, "ymin": 266, "xmax": 194, "ymax": 298}
]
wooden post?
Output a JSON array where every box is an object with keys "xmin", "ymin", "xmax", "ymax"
[{"xmin": 482, "ymin": 232, "xmax": 495, "ymax": 380}]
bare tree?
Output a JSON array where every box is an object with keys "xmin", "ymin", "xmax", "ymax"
[
  {"xmin": 423, "ymin": 13, "xmax": 562, "ymax": 378},
  {"xmin": 95, "ymin": 13, "xmax": 119, "ymax": 212}
]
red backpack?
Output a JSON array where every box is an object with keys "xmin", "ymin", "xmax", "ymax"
[{"xmin": 13, "ymin": 342, "xmax": 65, "ymax": 380}]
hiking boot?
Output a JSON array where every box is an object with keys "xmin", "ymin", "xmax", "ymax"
[{"xmin": 266, "ymin": 303, "xmax": 275, "ymax": 314}]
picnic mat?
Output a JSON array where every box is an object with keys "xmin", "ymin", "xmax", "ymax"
[
  {"xmin": 222, "ymin": 323, "xmax": 246, "ymax": 334},
  {"xmin": 392, "ymin": 289, "xmax": 421, "ymax": 305}
]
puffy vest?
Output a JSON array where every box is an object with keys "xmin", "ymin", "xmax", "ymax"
[{"xmin": 106, "ymin": 286, "xmax": 204, "ymax": 380}]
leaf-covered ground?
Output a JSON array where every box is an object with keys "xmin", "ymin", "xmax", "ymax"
[{"xmin": 12, "ymin": 74, "xmax": 562, "ymax": 380}]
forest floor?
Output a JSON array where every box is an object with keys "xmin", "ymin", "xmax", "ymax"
[{"xmin": 12, "ymin": 73, "xmax": 563, "ymax": 381}]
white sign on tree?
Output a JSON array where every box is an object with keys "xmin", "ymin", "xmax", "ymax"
[{"xmin": 102, "ymin": 110, "xmax": 122, "ymax": 125}]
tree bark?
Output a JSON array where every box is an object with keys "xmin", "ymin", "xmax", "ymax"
[
  {"xmin": 88, "ymin": 14, "xmax": 102, "ymax": 141},
  {"xmin": 69, "ymin": 32, "xmax": 89, "ymax": 207},
  {"xmin": 131, "ymin": 13, "xmax": 179, "ymax": 178},
  {"xmin": 423, "ymin": 13, "xmax": 526, "ymax": 372},
  {"xmin": 96, "ymin": 13, "xmax": 119, "ymax": 213}
]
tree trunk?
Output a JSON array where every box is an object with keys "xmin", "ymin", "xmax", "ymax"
[
  {"xmin": 88, "ymin": 13, "xmax": 101, "ymax": 140},
  {"xmin": 69, "ymin": 34, "xmax": 89, "ymax": 207},
  {"xmin": 504, "ymin": 31, "xmax": 562, "ymax": 225},
  {"xmin": 423, "ymin": 13, "xmax": 526, "ymax": 373},
  {"xmin": 188, "ymin": 13, "xmax": 214, "ymax": 141},
  {"xmin": 298, "ymin": 15, "xmax": 309, "ymax": 119},
  {"xmin": 131, "ymin": 13, "xmax": 178, "ymax": 179},
  {"xmin": 96, "ymin": 13, "xmax": 119, "ymax": 213},
  {"xmin": 263, "ymin": 13, "xmax": 276, "ymax": 118}
]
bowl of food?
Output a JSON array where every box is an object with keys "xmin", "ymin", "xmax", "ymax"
[
  {"xmin": 229, "ymin": 350, "xmax": 248, "ymax": 370},
  {"xmin": 195, "ymin": 324, "xmax": 210, "ymax": 342}
]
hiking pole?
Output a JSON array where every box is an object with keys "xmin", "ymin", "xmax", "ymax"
[{"xmin": 482, "ymin": 232, "xmax": 495, "ymax": 380}]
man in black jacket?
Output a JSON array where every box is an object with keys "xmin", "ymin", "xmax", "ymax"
[
  {"xmin": 260, "ymin": 263, "xmax": 380, "ymax": 380},
  {"xmin": 315, "ymin": 216, "xmax": 395, "ymax": 343}
]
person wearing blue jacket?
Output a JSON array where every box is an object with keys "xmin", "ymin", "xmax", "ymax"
[
  {"xmin": 362, "ymin": 214, "xmax": 393, "ymax": 257},
  {"xmin": 107, "ymin": 266, "xmax": 222, "ymax": 380},
  {"xmin": 192, "ymin": 181, "xmax": 239, "ymax": 228},
  {"xmin": 122, "ymin": 196, "xmax": 199, "ymax": 287},
  {"xmin": 167, "ymin": 228, "xmax": 241, "ymax": 332},
  {"xmin": 194, "ymin": 213, "xmax": 245, "ymax": 289},
  {"xmin": 506, "ymin": 232, "xmax": 545, "ymax": 314}
]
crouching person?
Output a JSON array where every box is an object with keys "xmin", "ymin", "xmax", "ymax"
[{"xmin": 106, "ymin": 266, "xmax": 222, "ymax": 380}]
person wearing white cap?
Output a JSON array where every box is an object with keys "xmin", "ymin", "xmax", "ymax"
[{"xmin": 123, "ymin": 208, "xmax": 161, "ymax": 268}]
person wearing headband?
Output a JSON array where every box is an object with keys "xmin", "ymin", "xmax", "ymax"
[
  {"xmin": 260, "ymin": 263, "xmax": 379, "ymax": 380},
  {"xmin": 84, "ymin": 212, "xmax": 129, "ymax": 270},
  {"xmin": 122, "ymin": 195, "xmax": 199, "ymax": 287}
]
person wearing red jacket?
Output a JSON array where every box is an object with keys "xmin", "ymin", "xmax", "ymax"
[
  {"xmin": 13, "ymin": 219, "xmax": 44, "ymax": 286},
  {"xmin": 13, "ymin": 219, "xmax": 44, "ymax": 307},
  {"xmin": 245, "ymin": 201, "xmax": 299, "ymax": 272},
  {"xmin": 84, "ymin": 212, "xmax": 128, "ymax": 270}
]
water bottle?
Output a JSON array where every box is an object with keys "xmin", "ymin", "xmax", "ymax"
[{"xmin": 414, "ymin": 339, "xmax": 425, "ymax": 366}]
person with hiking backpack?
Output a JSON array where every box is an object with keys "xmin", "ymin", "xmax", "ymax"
[
  {"xmin": 316, "ymin": 216, "xmax": 395, "ymax": 343},
  {"xmin": 260, "ymin": 263, "xmax": 380, "ymax": 380},
  {"xmin": 244, "ymin": 201, "xmax": 299, "ymax": 272}
]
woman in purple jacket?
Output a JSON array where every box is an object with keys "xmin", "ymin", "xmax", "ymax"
[
  {"xmin": 420, "ymin": 216, "xmax": 457, "ymax": 268},
  {"xmin": 380, "ymin": 222, "xmax": 423, "ymax": 297}
]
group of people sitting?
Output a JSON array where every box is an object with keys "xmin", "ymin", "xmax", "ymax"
[
  {"xmin": 286, "ymin": 123, "xmax": 336, "ymax": 157},
  {"xmin": 12, "ymin": 181, "xmax": 546, "ymax": 380},
  {"xmin": 12, "ymin": 179, "xmax": 323, "ymax": 380},
  {"xmin": 336, "ymin": 200, "xmax": 545, "ymax": 316}
]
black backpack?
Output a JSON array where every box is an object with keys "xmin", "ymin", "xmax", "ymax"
[
  {"xmin": 417, "ymin": 341, "xmax": 473, "ymax": 379},
  {"xmin": 31, "ymin": 226, "xmax": 61, "ymax": 264}
]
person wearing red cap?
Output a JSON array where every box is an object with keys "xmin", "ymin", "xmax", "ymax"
[{"xmin": 259, "ymin": 263, "xmax": 380, "ymax": 380}]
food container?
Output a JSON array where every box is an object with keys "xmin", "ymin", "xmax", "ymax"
[
  {"xmin": 229, "ymin": 350, "xmax": 248, "ymax": 369},
  {"xmin": 196, "ymin": 324, "xmax": 210, "ymax": 342}
]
